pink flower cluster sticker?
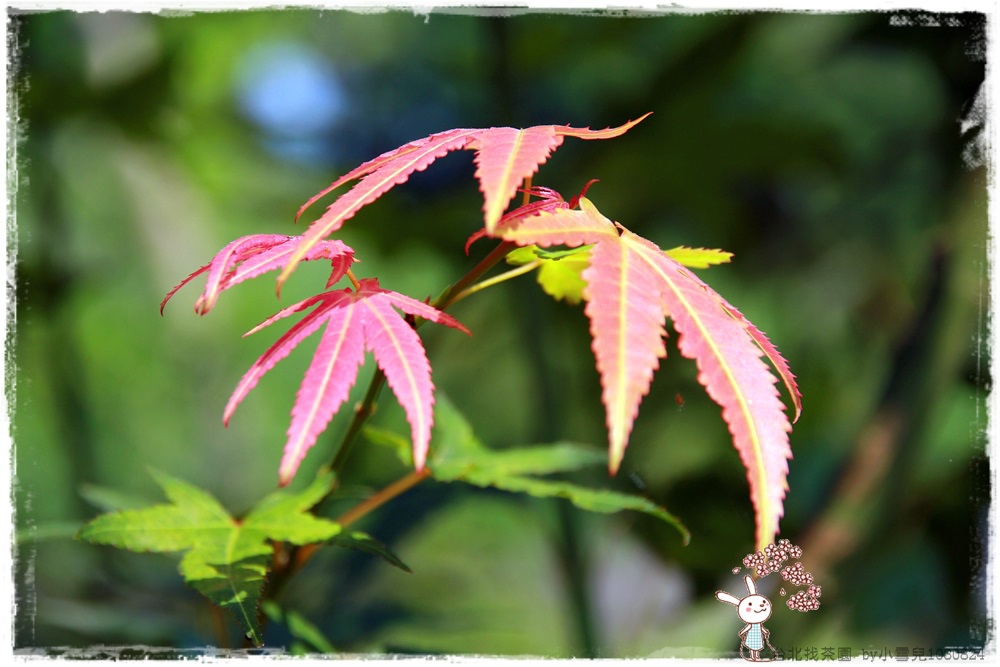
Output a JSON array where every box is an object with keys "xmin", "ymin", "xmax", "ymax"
[{"xmin": 719, "ymin": 539, "xmax": 822, "ymax": 661}]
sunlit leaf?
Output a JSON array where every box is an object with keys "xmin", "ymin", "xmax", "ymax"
[
  {"xmin": 505, "ymin": 245, "xmax": 593, "ymax": 304},
  {"xmin": 279, "ymin": 115, "xmax": 650, "ymax": 289},
  {"xmin": 504, "ymin": 243, "xmax": 732, "ymax": 307},
  {"xmin": 494, "ymin": 197, "xmax": 799, "ymax": 551},
  {"xmin": 664, "ymin": 246, "xmax": 734, "ymax": 269},
  {"xmin": 227, "ymin": 278, "xmax": 469, "ymax": 485},
  {"xmin": 161, "ymin": 234, "xmax": 355, "ymax": 315}
]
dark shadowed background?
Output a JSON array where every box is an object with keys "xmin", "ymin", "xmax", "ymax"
[{"xmin": 10, "ymin": 8, "xmax": 991, "ymax": 657}]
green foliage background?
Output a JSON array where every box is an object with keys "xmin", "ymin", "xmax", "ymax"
[{"xmin": 10, "ymin": 8, "xmax": 990, "ymax": 657}]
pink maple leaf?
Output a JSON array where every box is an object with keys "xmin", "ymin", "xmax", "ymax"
[
  {"xmin": 277, "ymin": 115, "xmax": 651, "ymax": 290},
  {"xmin": 160, "ymin": 234, "xmax": 355, "ymax": 316},
  {"xmin": 226, "ymin": 277, "xmax": 470, "ymax": 486},
  {"xmin": 495, "ymin": 196, "xmax": 800, "ymax": 551}
]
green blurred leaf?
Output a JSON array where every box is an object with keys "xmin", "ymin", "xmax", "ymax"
[
  {"xmin": 363, "ymin": 425, "xmax": 414, "ymax": 467},
  {"xmin": 330, "ymin": 531, "xmax": 412, "ymax": 573},
  {"xmin": 481, "ymin": 475, "xmax": 687, "ymax": 536},
  {"xmin": 76, "ymin": 470, "xmax": 341, "ymax": 646},
  {"xmin": 434, "ymin": 441, "xmax": 608, "ymax": 481},
  {"xmin": 262, "ymin": 600, "xmax": 337, "ymax": 655},
  {"xmin": 371, "ymin": 395, "xmax": 689, "ymax": 543},
  {"xmin": 78, "ymin": 483, "xmax": 157, "ymax": 512},
  {"xmin": 16, "ymin": 521, "xmax": 83, "ymax": 544}
]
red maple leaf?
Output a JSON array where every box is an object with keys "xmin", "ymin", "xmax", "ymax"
[
  {"xmin": 495, "ymin": 196, "xmax": 801, "ymax": 551},
  {"xmin": 160, "ymin": 234, "xmax": 355, "ymax": 316},
  {"xmin": 225, "ymin": 278, "xmax": 470, "ymax": 485},
  {"xmin": 276, "ymin": 115, "xmax": 651, "ymax": 290}
]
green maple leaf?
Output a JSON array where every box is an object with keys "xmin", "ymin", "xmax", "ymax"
[
  {"xmin": 76, "ymin": 470, "xmax": 341, "ymax": 646},
  {"xmin": 365, "ymin": 395, "xmax": 689, "ymax": 543}
]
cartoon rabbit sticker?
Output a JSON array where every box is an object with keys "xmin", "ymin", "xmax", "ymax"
[{"xmin": 716, "ymin": 575, "xmax": 776, "ymax": 661}]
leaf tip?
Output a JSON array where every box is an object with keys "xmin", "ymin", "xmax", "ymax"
[
  {"xmin": 607, "ymin": 457, "xmax": 622, "ymax": 477},
  {"xmin": 569, "ymin": 179, "xmax": 601, "ymax": 209},
  {"xmin": 277, "ymin": 458, "xmax": 298, "ymax": 488}
]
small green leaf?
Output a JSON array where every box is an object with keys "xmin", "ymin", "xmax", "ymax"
[
  {"xmin": 76, "ymin": 469, "xmax": 343, "ymax": 647},
  {"xmin": 664, "ymin": 246, "xmax": 733, "ymax": 269},
  {"xmin": 427, "ymin": 394, "xmax": 607, "ymax": 479},
  {"xmin": 504, "ymin": 246, "xmax": 541, "ymax": 264},
  {"xmin": 506, "ymin": 244, "xmax": 593, "ymax": 304},
  {"xmin": 366, "ymin": 397, "xmax": 688, "ymax": 541},
  {"xmin": 507, "ymin": 245, "xmax": 590, "ymax": 262},
  {"xmin": 330, "ymin": 531, "xmax": 412, "ymax": 573}
]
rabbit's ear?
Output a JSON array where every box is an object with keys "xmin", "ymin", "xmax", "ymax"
[
  {"xmin": 716, "ymin": 591, "xmax": 740, "ymax": 606},
  {"xmin": 744, "ymin": 575, "xmax": 757, "ymax": 595}
]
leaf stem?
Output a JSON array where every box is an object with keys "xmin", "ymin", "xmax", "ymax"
[
  {"xmin": 346, "ymin": 269, "xmax": 361, "ymax": 292},
  {"xmin": 287, "ymin": 468, "xmax": 431, "ymax": 575},
  {"xmin": 432, "ymin": 239, "xmax": 518, "ymax": 312},
  {"xmin": 447, "ymin": 259, "xmax": 541, "ymax": 306},
  {"xmin": 336, "ymin": 468, "xmax": 431, "ymax": 528}
]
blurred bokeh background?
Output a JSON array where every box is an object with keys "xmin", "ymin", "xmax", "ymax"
[{"xmin": 10, "ymin": 8, "xmax": 990, "ymax": 657}]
